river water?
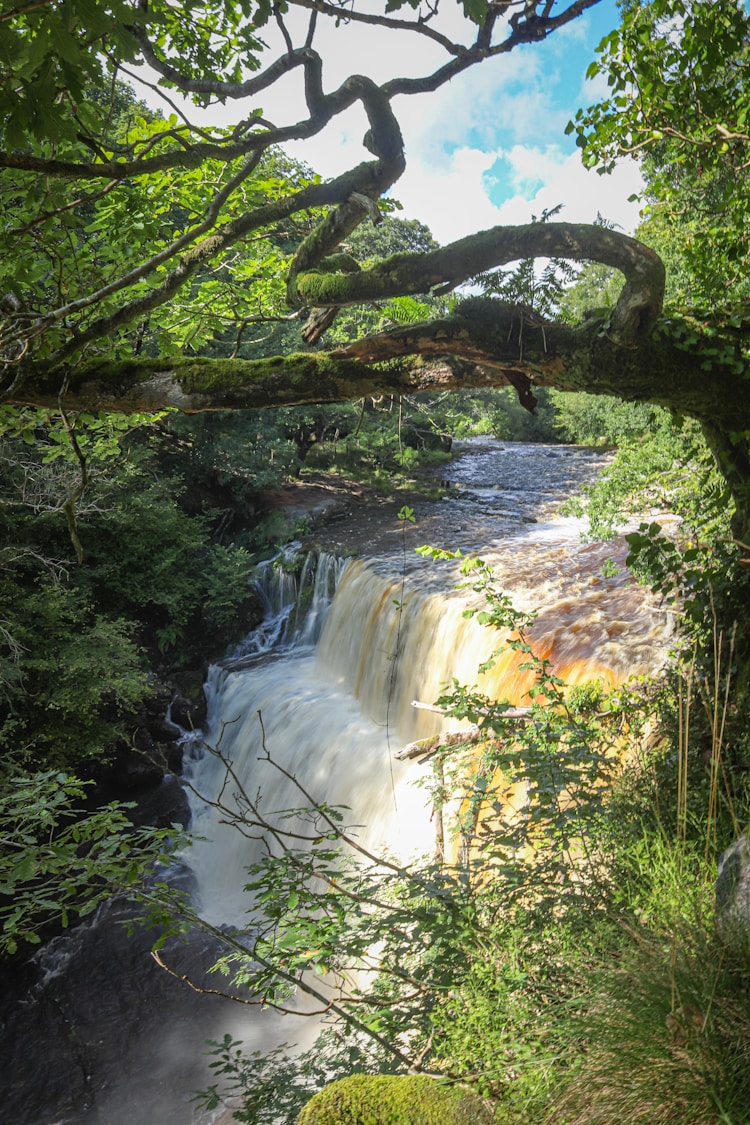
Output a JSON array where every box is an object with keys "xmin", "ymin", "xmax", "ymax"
[{"xmin": 0, "ymin": 441, "xmax": 673, "ymax": 1124}]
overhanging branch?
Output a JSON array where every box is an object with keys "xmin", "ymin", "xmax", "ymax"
[
  {"xmin": 294, "ymin": 222, "xmax": 666, "ymax": 348},
  {"xmin": 10, "ymin": 301, "xmax": 750, "ymax": 437}
]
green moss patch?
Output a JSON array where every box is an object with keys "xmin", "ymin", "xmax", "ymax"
[{"xmin": 297, "ymin": 1074, "xmax": 495, "ymax": 1125}]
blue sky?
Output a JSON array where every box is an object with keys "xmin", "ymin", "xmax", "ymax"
[{"xmin": 475, "ymin": 2, "xmax": 622, "ymax": 209}]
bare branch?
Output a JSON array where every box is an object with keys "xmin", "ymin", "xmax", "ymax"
[{"xmin": 291, "ymin": 0, "xmax": 471, "ymax": 55}]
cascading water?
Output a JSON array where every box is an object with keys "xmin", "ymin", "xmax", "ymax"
[
  {"xmin": 181, "ymin": 546, "xmax": 431, "ymax": 928},
  {"xmin": 219, "ymin": 543, "xmax": 346, "ymax": 665},
  {"xmin": 0, "ymin": 441, "xmax": 674, "ymax": 1125}
]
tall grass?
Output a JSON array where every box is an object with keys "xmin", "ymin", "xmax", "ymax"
[{"xmin": 544, "ymin": 619, "xmax": 750, "ymax": 1125}]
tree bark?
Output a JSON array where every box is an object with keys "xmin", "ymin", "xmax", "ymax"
[
  {"xmin": 6, "ymin": 220, "xmax": 750, "ymax": 532},
  {"xmin": 292, "ymin": 222, "xmax": 666, "ymax": 347},
  {"xmin": 14, "ymin": 302, "xmax": 748, "ymax": 432}
]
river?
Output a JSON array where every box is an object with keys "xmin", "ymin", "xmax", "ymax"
[{"xmin": 0, "ymin": 441, "xmax": 673, "ymax": 1124}]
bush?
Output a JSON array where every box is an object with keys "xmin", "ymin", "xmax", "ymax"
[
  {"xmin": 0, "ymin": 770, "xmax": 185, "ymax": 955},
  {"xmin": 550, "ymin": 391, "xmax": 662, "ymax": 446},
  {"xmin": 0, "ymin": 576, "xmax": 148, "ymax": 769}
]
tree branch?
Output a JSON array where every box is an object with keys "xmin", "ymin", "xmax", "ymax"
[
  {"xmin": 294, "ymin": 222, "xmax": 665, "ymax": 347},
  {"xmin": 8, "ymin": 303, "xmax": 748, "ymax": 435},
  {"xmin": 6, "ymin": 142, "xmax": 404, "ymax": 378},
  {"xmin": 290, "ymin": 0, "xmax": 471, "ymax": 55}
]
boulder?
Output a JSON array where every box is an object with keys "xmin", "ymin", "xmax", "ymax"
[
  {"xmin": 297, "ymin": 1074, "xmax": 494, "ymax": 1125},
  {"xmin": 716, "ymin": 835, "xmax": 750, "ymax": 930}
]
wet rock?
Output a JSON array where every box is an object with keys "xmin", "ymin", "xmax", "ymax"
[
  {"xmin": 170, "ymin": 692, "xmax": 207, "ymax": 732},
  {"xmin": 114, "ymin": 728, "xmax": 165, "ymax": 791},
  {"xmin": 170, "ymin": 669, "xmax": 209, "ymax": 731},
  {"xmin": 129, "ymin": 773, "xmax": 192, "ymax": 829},
  {"xmin": 0, "ymin": 900, "xmax": 239, "ymax": 1125}
]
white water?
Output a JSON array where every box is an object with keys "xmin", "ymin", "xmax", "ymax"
[
  {"xmin": 185, "ymin": 519, "xmax": 672, "ymax": 930},
  {"xmin": 184, "ymin": 550, "xmax": 437, "ymax": 927}
]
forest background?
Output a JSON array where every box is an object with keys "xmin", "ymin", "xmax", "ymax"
[{"xmin": 2, "ymin": 1, "xmax": 750, "ymax": 1122}]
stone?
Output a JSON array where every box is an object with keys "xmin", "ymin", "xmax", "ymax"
[
  {"xmin": 297, "ymin": 1074, "xmax": 495, "ymax": 1125},
  {"xmin": 716, "ymin": 836, "xmax": 750, "ymax": 930}
]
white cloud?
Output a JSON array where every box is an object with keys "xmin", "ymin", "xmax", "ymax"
[
  {"xmin": 372, "ymin": 139, "xmax": 643, "ymax": 247},
  {"xmin": 386, "ymin": 146, "xmax": 503, "ymax": 243},
  {"xmin": 129, "ymin": 1, "xmax": 640, "ymax": 248},
  {"xmin": 493, "ymin": 148, "xmax": 644, "ymax": 231}
]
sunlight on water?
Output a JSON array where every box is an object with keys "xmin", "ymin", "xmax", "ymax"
[
  {"xmin": 187, "ymin": 652, "xmax": 433, "ymax": 926},
  {"xmin": 187, "ymin": 527, "xmax": 672, "ymax": 927}
]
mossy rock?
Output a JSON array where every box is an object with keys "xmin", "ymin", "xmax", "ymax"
[{"xmin": 297, "ymin": 1074, "xmax": 495, "ymax": 1125}]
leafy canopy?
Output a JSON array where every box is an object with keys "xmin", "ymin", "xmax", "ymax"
[
  {"xmin": 570, "ymin": 0, "xmax": 750, "ymax": 304},
  {"xmin": 0, "ymin": 0, "xmax": 498, "ymax": 148},
  {"xmin": 0, "ymin": 0, "xmax": 604, "ymax": 387}
]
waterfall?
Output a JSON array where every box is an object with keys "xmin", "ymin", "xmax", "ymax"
[
  {"xmin": 184, "ymin": 550, "xmax": 435, "ymax": 927},
  {"xmin": 220, "ymin": 543, "xmax": 348, "ymax": 663},
  {"xmin": 185, "ymin": 532, "xmax": 672, "ymax": 927}
]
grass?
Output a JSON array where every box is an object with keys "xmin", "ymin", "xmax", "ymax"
[{"xmin": 538, "ymin": 621, "xmax": 750, "ymax": 1125}]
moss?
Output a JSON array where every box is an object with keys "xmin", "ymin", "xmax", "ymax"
[
  {"xmin": 176, "ymin": 354, "xmax": 312, "ymax": 395},
  {"xmin": 295, "ymin": 247, "xmax": 433, "ymax": 307},
  {"xmin": 172, "ymin": 353, "xmax": 376, "ymax": 403},
  {"xmin": 316, "ymin": 254, "xmax": 361, "ymax": 275},
  {"xmin": 296, "ymin": 1074, "xmax": 496, "ymax": 1125}
]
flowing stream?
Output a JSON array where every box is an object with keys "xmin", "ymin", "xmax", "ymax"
[{"xmin": 0, "ymin": 441, "xmax": 674, "ymax": 1124}]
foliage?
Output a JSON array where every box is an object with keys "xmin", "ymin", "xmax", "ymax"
[
  {"xmin": 0, "ymin": 408, "xmax": 265, "ymax": 774},
  {"xmin": 558, "ymin": 261, "xmax": 622, "ymax": 321},
  {"xmin": 0, "ymin": 1, "xmax": 268, "ymax": 146},
  {"xmin": 0, "ymin": 567, "xmax": 147, "ymax": 769},
  {"xmin": 4, "ymin": 418, "xmax": 260, "ymax": 640},
  {"xmin": 0, "ymin": 80, "xmax": 315, "ymax": 368},
  {"xmin": 570, "ymin": 0, "xmax": 750, "ymax": 305},
  {"xmin": 297, "ymin": 395, "xmax": 450, "ymax": 487},
  {"xmin": 562, "ymin": 415, "xmax": 730, "ymax": 540},
  {"xmin": 68, "ymin": 466, "xmax": 218, "ymax": 625},
  {"xmin": 0, "ymin": 769, "xmax": 186, "ymax": 955},
  {"xmin": 473, "ymin": 205, "xmax": 579, "ymax": 319},
  {"xmin": 549, "ymin": 391, "xmax": 663, "ymax": 446}
]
